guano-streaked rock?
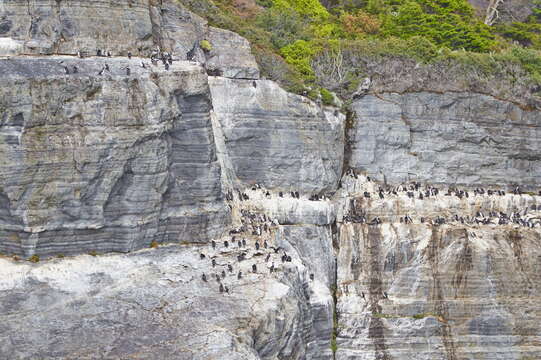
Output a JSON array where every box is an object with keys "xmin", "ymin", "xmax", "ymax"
[
  {"xmin": 0, "ymin": 56, "xmax": 229, "ymax": 257},
  {"xmin": 210, "ymin": 76, "xmax": 345, "ymax": 194},
  {"xmin": 0, "ymin": 0, "xmax": 259, "ymax": 79}
]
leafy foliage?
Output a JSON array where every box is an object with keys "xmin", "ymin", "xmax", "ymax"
[
  {"xmin": 320, "ymin": 88, "xmax": 336, "ymax": 105},
  {"xmin": 280, "ymin": 40, "xmax": 322, "ymax": 78},
  {"xmin": 272, "ymin": 0, "xmax": 331, "ymax": 21},
  {"xmin": 378, "ymin": 0, "xmax": 496, "ymax": 51},
  {"xmin": 178, "ymin": 0, "xmax": 541, "ymax": 99},
  {"xmin": 256, "ymin": 7, "xmax": 309, "ymax": 48},
  {"xmin": 340, "ymin": 10, "xmax": 381, "ymax": 36},
  {"xmin": 495, "ymin": 2, "xmax": 541, "ymax": 50},
  {"xmin": 200, "ymin": 39, "xmax": 213, "ymax": 52}
]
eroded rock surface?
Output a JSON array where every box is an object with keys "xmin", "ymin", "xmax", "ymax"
[
  {"xmin": 1, "ymin": 1, "xmax": 541, "ymax": 359},
  {"xmin": 335, "ymin": 175, "xmax": 541, "ymax": 360},
  {"xmin": 0, "ymin": 190, "xmax": 335, "ymax": 360},
  {"xmin": 348, "ymin": 92, "xmax": 541, "ymax": 188},
  {"xmin": 0, "ymin": 0, "xmax": 259, "ymax": 79},
  {"xmin": 0, "ymin": 56, "xmax": 229, "ymax": 257},
  {"xmin": 210, "ymin": 77, "xmax": 345, "ymax": 194}
]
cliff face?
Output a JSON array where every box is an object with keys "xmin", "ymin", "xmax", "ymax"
[
  {"xmin": 348, "ymin": 92, "xmax": 541, "ymax": 188},
  {"xmin": 0, "ymin": 0, "xmax": 259, "ymax": 78},
  {"xmin": 1, "ymin": 1, "xmax": 541, "ymax": 359},
  {"xmin": 0, "ymin": 57, "xmax": 229, "ymax": 257},
  {"xmin": 210, "ymin": 77, "xmax": 345, "ymax": 194},
  {"xmin": 336, "ymin": 175, "xmax": 541, "ymax": 359}
]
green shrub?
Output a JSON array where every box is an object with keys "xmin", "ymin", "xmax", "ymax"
[
  {"xmin": 380, "ymin": 0, "xmax": 496, "ymax": 52},
  {"xmin": 280, "ymin": 40, "xmax": 321, "ymax": 78},
  {"xmin": 256, "ymin": 7, "xmax": 309, "ymax": 49},
  {"xmin": 29, "ymin": 255, "xmax": 40, "ymax": 263},
  {"xmin": 496, "ymin": 22, "xmax": 541, "ymax": 49},
  {"xmin": 200, "ymin": 39, "xmax": 212, "ymax": 52},
  {"xmin": 509, "ymin": 46, "xmax": 541, "ymax": 83},
  {"xmin": 180, "ymin": 0, "xmax": 541, "ymax": 99},
  {"xmin": 320, "ymin": 88, "xmax": 335, "ymax": 105},
  {"xmin": 272, "ymin": 0, "xmax": 330, "ymax": 22}
]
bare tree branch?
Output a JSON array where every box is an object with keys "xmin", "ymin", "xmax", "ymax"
[{"xmin": 485, "ymin": 0, "xmax": 504, "ymax": 26}]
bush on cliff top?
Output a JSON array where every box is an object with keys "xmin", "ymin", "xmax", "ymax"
[{"xmin": 178, "ymin": 0, "xmax": 541, "ymax": 99}]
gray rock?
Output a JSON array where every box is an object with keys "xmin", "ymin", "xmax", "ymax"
[
  {"xmin": 348, "ymin": 92, "xmax": 541, "ymax": 188},
  {"xmin": 0, "ymin": 57, "xmax": 229, "ymax": 257},
  {"xmin": 0, "ymin": 217, "xmax": 335, "ymax": 359},
  {"xmin": 0, "ymin": 0, "xmax": 259, "ymax": 79},
  {"xmin": 210, "ymin": 77, "xmax": 345, "ymax": 194},
  {"xmin": 468, "ymin": 0, "xmax": 535, "ymax": 22},
  {"xmin": 336, "ymin": 220, "xmax": 541, "ymax": 360},
  {"xmin": 204, "ymin": 27, "xmax": 260, "ymax": 79},
  {"xmin": 2, "ymin": 1, "xmax": 541, "ymax": 359},
  {"xmin": 335, "ymin": 183, "xmax": 541, "ymax": 360}
]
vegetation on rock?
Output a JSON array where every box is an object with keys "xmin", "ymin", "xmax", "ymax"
[
  {"xmin": 200, "ymin": 39, "xmax": 213, "ymax": 52},
  {"xmin": 179, "ymin": 0, "xmax": 541, "ymax": 100}
]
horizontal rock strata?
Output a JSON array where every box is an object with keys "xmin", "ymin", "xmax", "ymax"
[
  {"xmin": 2, "ymin": 1, "xmax": 541, "ymax": 359},
  {"xmin": 0, "ymin": 189, "xmax": 336, "ymax": 359},
  {"xmin": 0, "ymin": 0, "xmax": 259, "ymax": 78},
  {"xmin": 0, "ymin": 56, "xmax": 229, "ymax": 257},
  {"xmin": 210, "ymin": 77, "xmax": 345, "ymax": 194},
  {"xmin": 335, "ymin": 175, "xmax": 541, "ymax": 360},
  {"xmin": 349, "ymin": 92, "xmax": 541, "ymax": 188}
]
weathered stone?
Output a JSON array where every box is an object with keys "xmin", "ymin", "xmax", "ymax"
[
  {"xmin": 335, "ymin": 177, "xmax": 541, "ymax": 360},
  {"xmin": 336, "ymin": 221, "xmax": 541, "ymax": 360},
  {"xmin": 348, "ymin": 92, "xmax": 541, "ymax": 189},
  {"xmin": 0, "ymin": 56, "xmax": 229, "ymax": 257},
  {"xmin": 2, "ymin": 1, "xmax": 541, "ymax": 359},
  {"xmin": 210, "ymin": 77, "xmax": 345, "ymax": 194},
  {"xmin": 0, "ymin": 216, "xmax": 335, "ymax": 359},
  {"xmin": 204, "ymin": 27, "xmax": 260, "ymax": 79},
  {"xmin": 0, "ymin": 0, "xmax": 259, "ymax": 79}
]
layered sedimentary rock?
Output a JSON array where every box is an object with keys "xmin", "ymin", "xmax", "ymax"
[
  {"xmin": 0, "ymin": 191, "xmax": 336, "ymax": 359},
  {"xmin": 335, "ymin": 175, "xmax": 541, "ymax": 360},
  {"xmin": 210, "ymin": 77, "xmax": 345, "ymax": 194},
  {"xmin": 0, "ymin": 56, "xmax": 229, "ymax": 257},
  {"xmin": 0, "ymin": 0, "xmax": 259, "ymax": 78},
  {"xmin": 337, "ymin": 222, "xmax": 541, "ymax": 360},
  {"xmin": 348, "ymin": 92, "xmax": 541, "ymax": 188},
  {"xmin": 2, "ymin": 1, "xmax": 541, "ymax": 359}
]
